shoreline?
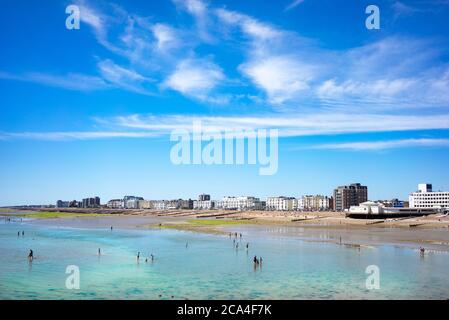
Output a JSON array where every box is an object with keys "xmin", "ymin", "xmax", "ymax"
[
  {"xmin": 3, "ymin": 207, "xmax": 449, "ymax": 229},
  {"xmin": 3, "ymin": 208, "xmax": 449, "ymax": 252}
]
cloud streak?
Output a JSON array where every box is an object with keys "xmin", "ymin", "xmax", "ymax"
[
  {"xmin": 285, "ymin": 0, "xmax": 305, "ymax": 12},
  {"xmin": 3, "ymin": 112, "xmax": 449, "ymax": 143},
  {"xmin": 311, "ymin": 138, "xmax": 449, "ymax": 151}
]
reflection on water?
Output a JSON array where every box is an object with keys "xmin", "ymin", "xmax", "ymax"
[{"xmin": 1, "ymin": 220, "xmax": 449, "ymax": 300}]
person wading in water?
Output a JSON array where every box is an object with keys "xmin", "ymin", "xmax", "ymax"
[{"xmin": 28, "ymin": 249, "xmax": 34, "ymax": 262}]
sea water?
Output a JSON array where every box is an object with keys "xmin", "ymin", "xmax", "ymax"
[{"xmin": 1, "ymin": 218, "xmax": 449, "ymax": 299}]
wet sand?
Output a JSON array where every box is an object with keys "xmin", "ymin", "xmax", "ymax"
[{"xmin": 4, "ymin": 208, "xmax": 448, "ymax": 252}]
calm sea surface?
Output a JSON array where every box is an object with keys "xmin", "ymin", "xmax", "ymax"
[{"xmin": 1, "ymin": 217, "xmax": 449, "ymax": 299}]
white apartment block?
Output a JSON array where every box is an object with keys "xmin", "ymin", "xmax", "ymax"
[
  {"xmin": 138, "ymin": 200, "xmax": 152, "ymax": 209},
  {"xmin": 300, "ymin": 195, "xmax": 332, "ymax": 211},
  {"xmin": 409, "ymin": 183, "xmax": 449, "ymax": 209},
  {"xmin": 266, "ymin": 197, "xmax": 295, "ymax": 211},
  {"xmin": 107, "ymin": 199, "xmax": 124, "ymax": 209},
  {"xmin": 220, "ymin": 196, "xmax": 264, "ymax": 210},
  {"xmin": 193, "ymin": 200, "xmax": 215, "ymax": 210},
  {"xmin": 152, "ymin": 200, "xmax": 167, "ymax": 210},
  {"xmin": 293, "ymin": 198, "xmax": 304, "ymax": 211}
]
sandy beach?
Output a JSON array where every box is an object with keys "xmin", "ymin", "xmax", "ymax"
[{"xmin": 3, "ymin": 208, "xmax": 449, "ymax": 252}]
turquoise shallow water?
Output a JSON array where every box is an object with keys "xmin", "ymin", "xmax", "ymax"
[{"xmin": 1, "ymin": 219, "xmax": 449, "ymax": 299}]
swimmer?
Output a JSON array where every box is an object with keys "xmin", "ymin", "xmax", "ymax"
[{"xmin": 28, "ymin": 249, "xmax": 34, "ymax": 261}]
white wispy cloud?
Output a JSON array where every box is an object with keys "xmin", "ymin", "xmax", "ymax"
[
  {"xmin": 3, "ymin": 112, "xmax": 449, "ymax": 142},
  {"xmin": 311, "ymin": 138, "xmax": 449, "ymax": 151},
  {"xmin": 97, "ymin": 59, "xmax": 154, "ymax": 95},
  {"xmin": 172, "ymin": 0, "xmax": 212, "ymax": 42},
  {"xmin": 162, "ymin": 58, "xmax": 226, "ymax": 102},
  {"xmin": 216, "ymin": 7, "xmax": 320, "ymax": 105},
  {"xmin": 151, "ymin": 23, "xmax": 179, "ymax": 52},
  {"xmin": 240, "ymin": 55, "xmax": 316, "ymax": 104},
  {"xmin": 103, "ymin": 113, "xmax": 449, "ymax": 137},
  {"xmin": 215, "ymin": 8, "xmax": 283, "ymax": 41},
  {"xmin": 285, "ymin": 0, "xmax": 305, "ymax": 12},
  {"xmin": 0, "ymin": 62, "xmax": 154, "ymax": 94},
  {"xmin": 0, "ymin": 71, "xmax": 110, "ymax": 91},
  {"xmin": 0, "ymin": 131, "xmax": 160, "ymax": 141}
]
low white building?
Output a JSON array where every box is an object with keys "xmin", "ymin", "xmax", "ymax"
[
  {"xmin": 107, "ymin": 199, "xmax": 124, "ymax": 209},
  {"xmin": 138, "ymin": 200, "xmax": 152, "ymax": 209},
  {"xmin": 193, "ymin": 200, "xmax": 215, "ymax": 210},
  {"xmin": 266, "ymin": 196, "xmax": 295, "ymax": 211},
  {"xmin": 409, "ymin": 183, "xmax": 449, "ymax": 209},
  {"xmin": 152, "ymin": 200, "xmax": 167, "ymax": 210},
  {"xmin": 349, "ymin": 201, "xmax": 384, "ymax": 214},
  {"xmin": 221, "ymin": 196, "xmax": 264, "ymax": 210},
  {"xmin": 299, "ymin": 195, "xmax": 332, "ymax": 211}
]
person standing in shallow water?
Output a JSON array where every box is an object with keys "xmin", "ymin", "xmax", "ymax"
[
  {"xmin": 253, "ymin": 255, "xmax": 259, "ymax": 265},
  {"xmin": 28, "ymin": 249, "xmax": 33, "ymax": 261},
  {"xmin": 98, "ymin": 248, "xmax": 101, "ymax": 256}
]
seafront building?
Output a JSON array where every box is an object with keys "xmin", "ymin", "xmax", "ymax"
[
  {"xmin": 333, "ymin": 183, "xmax": 368, "ymax": 211},
  {"xmin": 107, "ymin": 199, "xmax": 124, "ymax": 209},
  {"xmin": 348, "ymin": 201, "xmax": 437, "ymax": 218},
  {"xmin": 409, "ymin": 183, "xmax": 449, "ymax": 209},
  {"xmin": 137, "ymin": 199, "xmax": 152, "ymax": 209},
  {"xmin": 57, "ymin": 197, "xmax": 99, "ymax": 208},
  {"xmin": 266, "ymin": 197, "xmax": 295, "ymax": 211},
  {"xmin": 81, "ymin": 197, "xmax": 101, "ymax": 208},
  {"xmin": 123, "ymin": 196, "xmax": 144, "ymax": 209},
  {"xmin": 302, "ymin": 195, "xmax": 333, "ymax": 211},
  {"xmin": 193, "ymin": 199, "xmax": 215, "ymax": 210},
  {"xmin": 56, "ymin": 200, "xmax": 70, "ymax": 208},
  {"xmin": 218, "ymin": 196, "xmax": 265, "ymax": 210}
]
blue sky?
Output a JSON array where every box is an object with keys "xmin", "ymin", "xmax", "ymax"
[{"xmin": 1, "ymin": 0, "xmax": 449, "ymax": 205}]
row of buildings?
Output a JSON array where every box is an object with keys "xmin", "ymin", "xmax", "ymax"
[
  {"xmin": 106, "ymin": 194, "xmax": 333, "ymax": 211},
  {"xmin": 58, "ymin": 183, "xmax": 449, "ymax": 213},
  {"xmin": 56, "ymin": 197, "xmax": 100, "ymax": 208}
]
